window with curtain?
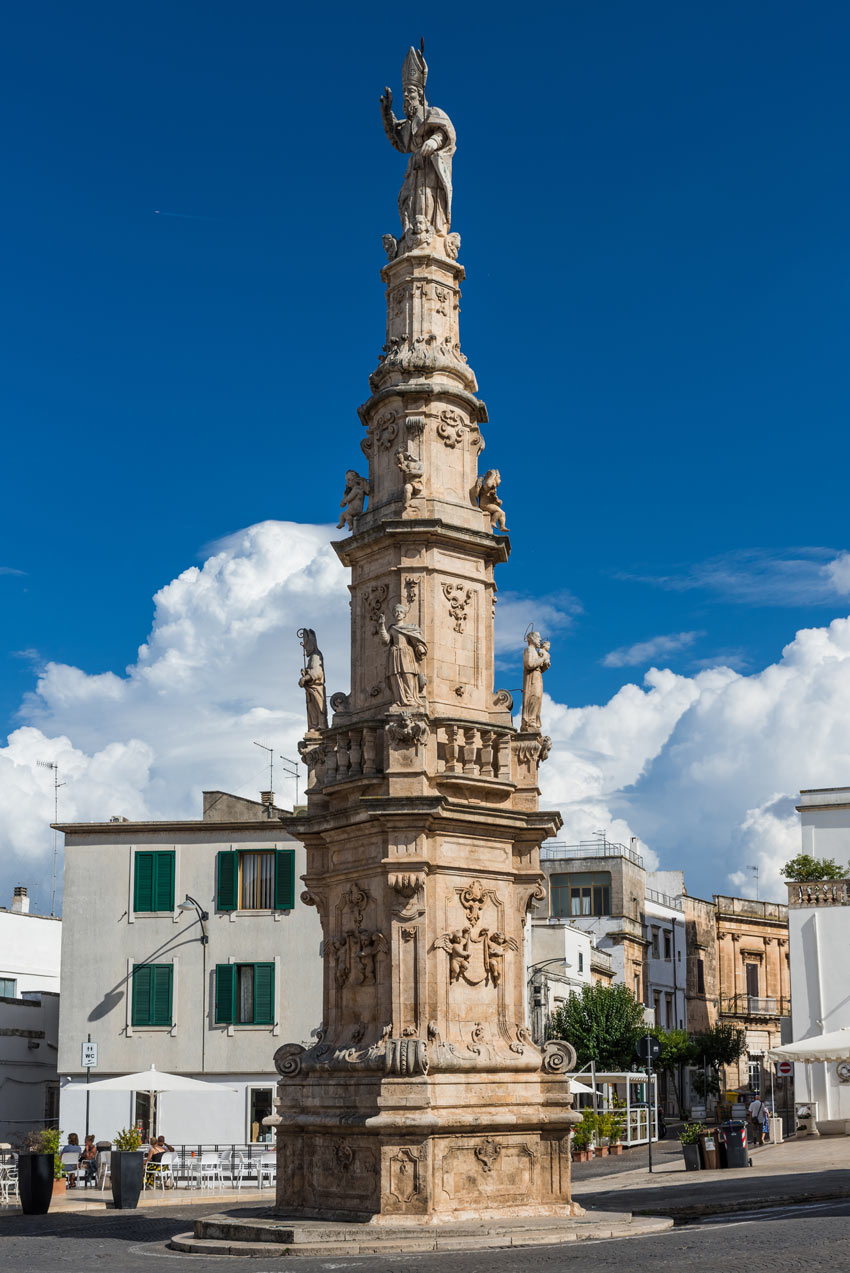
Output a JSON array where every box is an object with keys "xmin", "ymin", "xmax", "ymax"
[
  {"xmin": 239, "ymin": 851, "xmax": 275, "ymax": 909},
  {"xmin": 558, "ymin": 872, "xmax": 611, "ymax": 917}
]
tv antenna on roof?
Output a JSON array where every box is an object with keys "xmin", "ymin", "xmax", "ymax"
[
  {"xmin": 253, "ymin": 741, "xmax": 274, "ymax": 795},
  {"xmin": 280, "ymin": 755, "xmax": 300, "ymax": 808},
  {"xmin": 747, "ymin": 863, "xmax": 760, "ymax": 900},
  {"xmin": 37, "ymin": 760, "xmax": 66, "ymax": 916}
]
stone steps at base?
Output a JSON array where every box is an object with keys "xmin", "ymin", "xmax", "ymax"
[{"xmin": 170, "ymin": 1214, "xmax": 673, "ymax": 1256}]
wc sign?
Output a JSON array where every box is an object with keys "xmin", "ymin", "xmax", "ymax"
[
  {"xmin": 775, "ymin": 1060, "xmax": 793, "ymax": 1077},
  {"xmin": 81, "ymin": 1041, "xmax": 98, "ymax": 1069}
]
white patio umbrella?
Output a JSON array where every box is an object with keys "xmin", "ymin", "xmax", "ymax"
[
  {"xmin": 74, "ymin": 1065, "xmax": 237, "ymax": 1093},
  {"xmin": 570, "ymin": 1079, "xmax": 596, "ymax": 1095},
  {"xmin": 768, "ymin": 1027, "xmax": 850, "ymax": 1063}
]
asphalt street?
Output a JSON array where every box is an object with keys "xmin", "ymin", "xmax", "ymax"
[{"xmin": 3, "ymin": 1199, "xmax": 850, "ymax": 1273}]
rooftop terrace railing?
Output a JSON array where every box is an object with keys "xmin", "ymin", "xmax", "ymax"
[{"xmin": 541, "ymin": 838, "xmax": 644, "ymax": 868}]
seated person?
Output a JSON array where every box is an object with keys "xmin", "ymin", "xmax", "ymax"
[
  {"xmin": 78, "ymin": 1134, "xmax": 97, "ymax": 1184},
  {"xmin": 60, "ymin": 1133, "xmax": 80, "ymax": 1187}
]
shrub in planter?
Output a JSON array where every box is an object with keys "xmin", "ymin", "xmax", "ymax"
[
  {"xmin": 679, "ymin": 1120, "xmax": 704, "ymax": 1172},
  {"xmin": 111, "ymin": 1127, "xmax": 145, "ymax": 1210},
  {"xmin": 16, "ymin": 1128, "xmax": 63, "ymax": 1214},
  {"xmin": 571, "ymin": 1111, "xmax": 595, "ymax": 1160}
]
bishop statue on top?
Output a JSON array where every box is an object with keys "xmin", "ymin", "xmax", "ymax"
[{"xmin": 380, "ymin": 45, "xmax": 456, "ymax": 250}]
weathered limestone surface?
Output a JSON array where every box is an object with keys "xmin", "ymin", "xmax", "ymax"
[{"xmin": 274, "ymin": 47, "xmax": 578, "ymax": 1223}]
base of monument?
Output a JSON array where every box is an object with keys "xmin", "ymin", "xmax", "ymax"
[{"xmin": 173, "ymin": 1208, "xmax": 674, "ymax": 1257}]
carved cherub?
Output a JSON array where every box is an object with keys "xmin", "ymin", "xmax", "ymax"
[
  {"xmin": 357, "ymin": 929, "xmax": 388, "ymax": 985},
  {"xmin": 483, "ymin": 930, "xmax": 518, "ymax": 987},
  {"xmin": 332, "ymin": 934, "xmax": 352, "ymax": 988},
  {"xmin": 337, "ymin": 470, "xmax": 370, "ymax": 530},
  {"xmin": 434, "ymin": 928, "xmax": 471, "ymax": 982},
  {"xmin": 471, "ymin": 469, "xmax": 507, "ymax": 531},
  {"xmin": 395, "ymin": 448, "xmax": 424, "ymax": 505}
]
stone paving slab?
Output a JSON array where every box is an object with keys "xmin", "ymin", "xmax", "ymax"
[{"xmin": 170, "ymin": 1210, "xmax": 673, "ymax": 1256}]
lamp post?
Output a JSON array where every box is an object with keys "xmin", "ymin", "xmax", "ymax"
[{"xmin": 177, "ymin": 896, "xmax": 209, "ymax": 1074}]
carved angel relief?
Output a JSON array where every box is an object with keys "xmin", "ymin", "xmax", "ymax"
[{"xmin": 433, "ymin": 880, "xmax": 518, "ymax": 988}]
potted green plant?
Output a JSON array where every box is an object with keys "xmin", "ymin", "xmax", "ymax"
[
  {"xmin": 571, "ymin": 1112, "xmax": 594, "ymax": 1162},
  {"xmin": 603, "ymin": 1109, "xmax": 626, "ymax": 1155},
  {"xmin": 16, "ymin": 1128, "xmax": 62, "ymax": 1214},
  {"xmin": 679, "ymin": 1120, "xmax": 704, "ymax": 1171},
  {"xmin": 111, "ymin": 1126, "xmax": 145, "ymax": 1209}
]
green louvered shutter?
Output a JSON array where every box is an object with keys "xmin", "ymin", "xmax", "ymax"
[
  {"xmin": 150, "ymin": 964, "xmax": 173, "ymax": 1026},
  {"xmin": 253, "ymin": 963, "xmax": 275, "ymax": 1025},
  {"xmin": 274, "ymin": 849, "xmax": 295, "ymax": 911},
  {"xmin": 217, "ymin": 850, "xmax": 238, "ymax": 911},
  {"xmin": 134, "ymin": 853, "xmax": 155, "ymax": 912},
  {"xmin": 214, "ymin": 963, "xmax": 236, "ymax": 1024},
  {"xmin": 131, "ymin": 965, "xmax": 152, "ymax": 1025},
  {"xmin": 153, "ymin": 852, "xmax": 175, "ymax": 911}
]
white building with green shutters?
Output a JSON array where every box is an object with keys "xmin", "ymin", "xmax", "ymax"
[{"xmin": 56, "ymin": 790, "xmax": 321, "ymax": 1146}]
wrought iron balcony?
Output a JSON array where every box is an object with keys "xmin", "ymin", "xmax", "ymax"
[{"xmin": 719, "ymin": 994, "xmax": 789, "ymax": 1018}]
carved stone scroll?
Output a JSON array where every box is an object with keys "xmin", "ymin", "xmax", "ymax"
[
  {"xmin": 541, "ymin": 1039, "xmax": 577, "ymax": 1075},
  {"xmin": 442, "ymin": 581, "xmax": 473, "ymax": 633}
]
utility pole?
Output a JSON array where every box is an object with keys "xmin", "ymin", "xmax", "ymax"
[{"xmin": 37, "ymin": 761, "xmax": 66, "ymax": 915}]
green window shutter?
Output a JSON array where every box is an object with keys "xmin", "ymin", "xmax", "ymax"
[
  {"xmin": 134, "ymin": 853, "xmax": 155, "ymax": 912},
  {"xmin": 217, "ymin": 850, "xmax": 238, "ymax": 911},
  {"xmin": 214, "ymin": 963, "xmax": 236, "ymax": 1024},
  {"xmin": 252, "ymin": 963, "xmax": 275, "ymax": 1025},
  {"xmin": 274, "ymin": 849, "xmax": 295, "ymax": 911},
  {"xmin": 153, "ymin": 852, "xmax": 175, "ymax": 911},
  {"xmin": 131, "ymin": 965, "xmax": 152, "ymax": 1026},
  {"xmin": 150, "ymin": 965, "xmax": 173, "ymax": 1027}
]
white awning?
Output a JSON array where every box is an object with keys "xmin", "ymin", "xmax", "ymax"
[
  {"xmin": 768, "ymin": 1027, "xmax": 850, "ymax": 1063},
  {"xmin": 65, "ymin": 1064, "xmax": 238, "ymax": 1093}
]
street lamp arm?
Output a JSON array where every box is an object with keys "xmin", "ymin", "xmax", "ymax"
[{"xmin": 177, "ymin": 894, "xmax": 209, "ymax": 943}]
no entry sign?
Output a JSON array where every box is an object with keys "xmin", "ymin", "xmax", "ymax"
[{"xmin": 776, "ymin": 1060, "xmax": 793, "ymax": 1076}]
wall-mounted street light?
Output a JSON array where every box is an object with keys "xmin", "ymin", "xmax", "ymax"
[{"xmin": 177, "ymin": 895, "xmax": 209, "ymax": 944}]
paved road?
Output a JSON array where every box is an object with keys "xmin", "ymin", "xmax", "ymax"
[{"xmin": 4, "ymin": 1199, "xmax": 850, "ymax": 1272}]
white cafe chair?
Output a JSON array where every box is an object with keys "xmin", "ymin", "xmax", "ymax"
[
  {"xmin": 258, "ymin": 1152, "xmax": 276, "ymax": 1189},
  {"xmin": 97, "ymin": 1151, "xmax": 111, "ymax": 1191},
  {"xmin": 189, "ymin": 1153, "xmax": 220, "ymax": 1189},
  {"xmin": 218, "ymin": 1149, "xmax": 244, "ymax": 1189}
]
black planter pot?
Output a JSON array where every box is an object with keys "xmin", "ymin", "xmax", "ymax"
[
  {"xmin": 682, "ymin": 1142, "xmax": 702, "ymax": 1171},
  {"xmin": 111, "ymin": 1151, "xmax": 145, "ymax": 1209},
  {"xmin": 18, "ymin": 1153, "xmax": 54, "ymax": 1214}
]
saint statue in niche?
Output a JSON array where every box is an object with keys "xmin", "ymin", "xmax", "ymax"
[
  {"xmin": 380, "ymin": 46, "xmax": 456, "ymax": 244},
  {"xmin": 377, "ymin": 603, "xmax": 427, "ymax": 708},
  {"xmin": 520, "ymin": 631, "xmax": 550, "ymax": 733},
  {"xmin": 298, "ymin": 628, "xmax": 328, "ymax": 732}
]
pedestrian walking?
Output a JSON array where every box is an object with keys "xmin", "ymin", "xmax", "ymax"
[{"xmin": 748, "ymin": 1094, "xmax": 766, "ymax": 1146}]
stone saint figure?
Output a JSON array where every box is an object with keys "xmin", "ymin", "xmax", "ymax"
[
  {"xmin": 298, "ymin": 628, "xmax": 328, "ymax": 732},
  {"xmin": 520, "ymin": 631, "xmax": 550, "ymax": 733},
  {"xmin": 380, "ymin": 46, "xmax": 456, "ymax": 243},
  {"xmin": 377, "ymin": 603, "xmax": 427, "ymax": 707}
]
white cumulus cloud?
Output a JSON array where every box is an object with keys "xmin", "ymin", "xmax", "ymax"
[{"xmin": 5, "ymin": 520, "xmax": 850, "ymax": 911}]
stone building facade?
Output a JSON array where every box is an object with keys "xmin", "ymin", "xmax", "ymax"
[
  {"xmin": 714, "ymin": 895, "xmax": 790, "ymax": 1095},
  {"xmin": 56, "ymin": 790, "xmax": 322, "ymax": 1145}
]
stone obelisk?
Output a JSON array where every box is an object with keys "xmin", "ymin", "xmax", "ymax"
[{"xmin": 274, "ymin": 46, "xmax": 580, "ymax": 1223}]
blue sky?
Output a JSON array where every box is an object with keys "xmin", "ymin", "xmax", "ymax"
[{"xmin": 3, "ymin": 2, "xmax": 850, "ymax": 907}]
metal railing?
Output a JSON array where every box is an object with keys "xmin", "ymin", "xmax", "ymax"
[
  {"xmin": 719, "ymin": 995, "xmax": 789, "ymax": 1018},
  {"xmin": 541, "ymin": 838, "xmax": 644, "ymax": 867},
  {"xmin": 645, "ymin": 887, "xmax": 684, "ymax": 911}
]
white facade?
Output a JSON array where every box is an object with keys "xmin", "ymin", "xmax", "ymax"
[
  {"xmin": 526, "ymin": 918, "xmax": 592, "ymax": 1042},
  {"xmin": 787, "ymin": 788, "xmax": 850, "ymax": 1127},
  {"xmin": 0, "ymin": 888, "xmax": 62, "ymax": 1141},
  {"xmin": 57, "ymin": 791, "xmax": 323, "ymax": 1146},
  {"xmin": 0, "ymin": 889, "xmax": 62, "ymax": 997},
  {"xmin": 645, "ymin": 870, "xmax": 687, "ymax": 1032}
]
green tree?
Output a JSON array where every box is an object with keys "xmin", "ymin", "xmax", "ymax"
[
  {"xmin": 780, "ymin": 853, "xmax": 846, "ymax": 882},
  {"xmin": 691, "ymin": 1022, "xmax": 747, "ymax": 1112},
  {"xmin": 651, "ymin": 1027, "xmax": 696, "ymax": 1116},
  {"xmin": 549, "ymin": 983, "xmax": 647, "ymax": 1069}
]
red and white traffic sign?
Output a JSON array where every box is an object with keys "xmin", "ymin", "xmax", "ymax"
[{"xmin": 776, "ymin": 1060, "xmax": 793, "ymax": 1076}]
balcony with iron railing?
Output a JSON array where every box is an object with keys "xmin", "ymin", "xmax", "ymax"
[
  {"xmin": 645, "ymin": 887, "xmax": 684, "ymax": 912},
  {"xmin": 541, "ymin": 837, "xmax": 644, "ymax": 868},
  {"xmin": 719, "ymin": 994, "xmax": 790, "ymax": 1019}
]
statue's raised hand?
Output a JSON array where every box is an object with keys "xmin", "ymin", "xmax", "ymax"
[{"xmin": 380, "ymin": 86, "xmax": 393, "ymax": 114}]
